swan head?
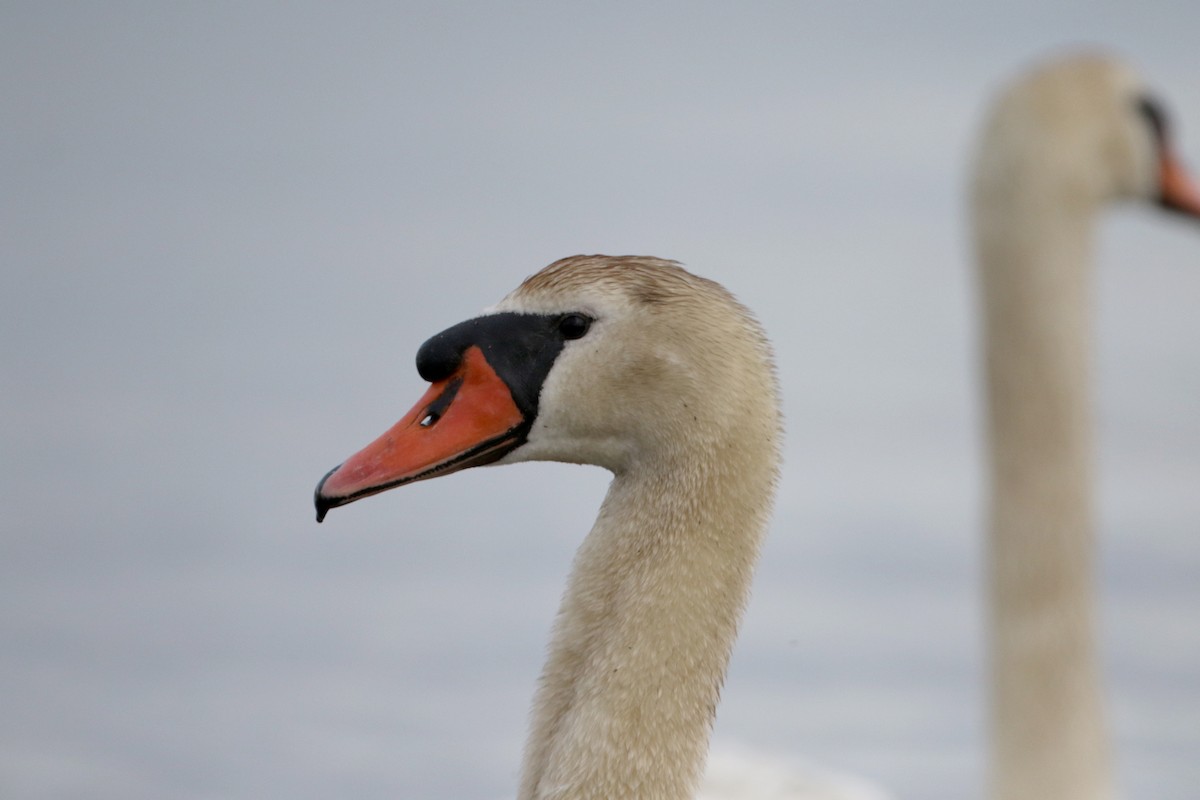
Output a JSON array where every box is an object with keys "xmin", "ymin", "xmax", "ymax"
[
  {"xmin": 314, "ymin": 255, "xmax": 780, "ymax": 521},
  {"xmin": 972, "ymin": 53, "xmax": 1200, "ymax": 218}
]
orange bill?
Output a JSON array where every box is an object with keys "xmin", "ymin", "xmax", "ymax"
[
  {"xmin": 315, "ymin": 346, "xmax": 524, "ymax": 521},
  {"xmin": 1159, "ymin": 150, "xmax": 1200, "ymax": 218}
]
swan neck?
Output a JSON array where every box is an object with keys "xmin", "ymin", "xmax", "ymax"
[
  {"xmin": 517, "ymin": 453, "xmax": 775, "ymax": 800},
  {"xmin": 976, "ymin": 200, "xmax": 1114, "ymax": 800}
]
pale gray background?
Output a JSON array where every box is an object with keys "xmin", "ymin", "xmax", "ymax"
[{"xmin": 2, "ymin": 3, "xmax": 1197, "ymax": 799}]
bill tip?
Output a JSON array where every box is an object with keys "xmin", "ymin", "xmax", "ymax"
[{"xmin": 314, "ymin": 464, "xmax": 341, "ymax": 524}]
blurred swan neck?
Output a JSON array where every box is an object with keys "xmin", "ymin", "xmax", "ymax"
[{"xmin": 977, "ymin": 187, "xmax": 1114, "ymax": 800}]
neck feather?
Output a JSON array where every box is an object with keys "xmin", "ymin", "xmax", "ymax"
[
  {"xmin": 517, "ymin": 446, "xmax": 776, "ymax": 800},
  {"xmin": 976, "ymin": 200, "xmax": 1114, "ymax": 800}
]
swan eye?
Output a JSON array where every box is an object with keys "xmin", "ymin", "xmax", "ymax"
[
  {"xmin": 1136, "ymin": 95, "xmax": 1169, "ymax": 144},
  {"xmin": 558, "ymin": 313, "xmax": 592, "ymax": 340}
]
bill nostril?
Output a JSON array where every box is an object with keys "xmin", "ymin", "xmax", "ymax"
[{"xmin": 416, "ymin": 376, "xmax": 463, "ymax": 429}]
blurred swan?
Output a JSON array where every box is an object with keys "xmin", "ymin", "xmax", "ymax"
[
  {"xmin": 316, "ymin": 256, "xmax": 887, "ymax": 798},
  {"xmin": 972, "ymin": 53, "xmax": 1200, "ymax": 800}
]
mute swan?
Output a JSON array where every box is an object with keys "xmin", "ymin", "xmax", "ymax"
[
  {"xmin": 315, "ymin": 256, "xmax": 884, "ymax": 799},
  {"xmin": 971, "ymin": 54, "xmax": 1200, "ymax": 800}
]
